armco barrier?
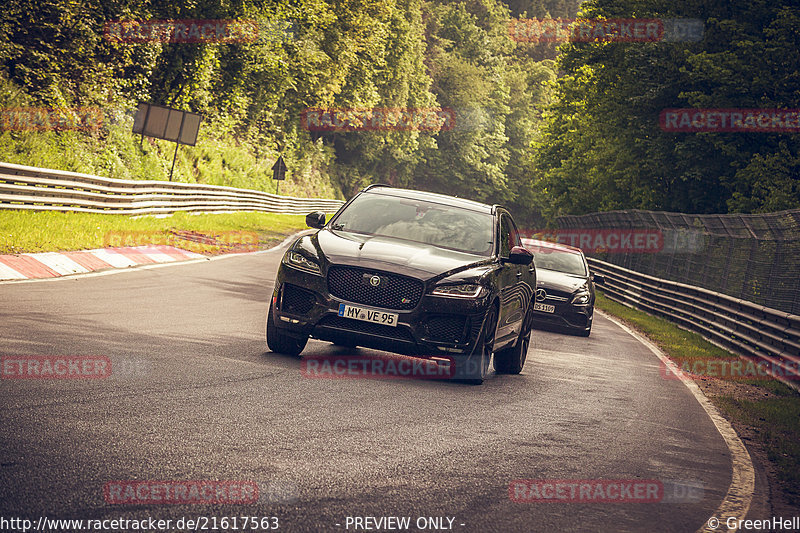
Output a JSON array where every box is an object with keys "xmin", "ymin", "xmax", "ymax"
[
  {"xmin": 588, "ymin": 257, "xmax": 800, "ymax": 390},
  {"xmin": 0, "ymin": 161, "xmax": 344, "ymax": 215},
  {"xmin": 557, "ymin": 209, "xmax": 800, "ymax": 315}
]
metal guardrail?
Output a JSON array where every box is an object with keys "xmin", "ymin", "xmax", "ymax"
[
  {"xmin": 558, "ymin": 208, "xmax": 800, "ymax": 315},
  {"xmin": 0, "ymin": 161, "xmax": 345, "ymax": 215},
  {"xmin": 588, "ymin": 257, "xmax": 800, "ymax": 389}
]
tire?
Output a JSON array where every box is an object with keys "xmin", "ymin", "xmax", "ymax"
[
  {"xmin": 266, "ymin": 304, "xmax": 308, "ymax": 356},
  {"xmin": 494, "ymin": 304, "xmax": 533, "ymax": 374},
  {"xmin": 465, "ymin": 305, "xmax": 497, "ymax": 384},
  {"xmin": 575, "ymin": 314, "xmax": 592, "ymax": 337}
]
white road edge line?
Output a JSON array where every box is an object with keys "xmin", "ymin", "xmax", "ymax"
[
  {"xmin": 0, "ymin": 230, "xmax": 312, "ymax": 285},
  {"xmin": 596, "ymin": 309, "xmax": 754, "ymax": 533}
]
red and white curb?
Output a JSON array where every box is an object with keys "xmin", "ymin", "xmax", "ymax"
[{"xmin": 0, "ymin": 246, "xmax": 205, "ymax": 281}]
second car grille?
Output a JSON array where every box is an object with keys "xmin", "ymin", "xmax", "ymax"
[
  {"xmin": 327, "ymin": 266, "xmax": 424, "ymax": 310},
  {"xmin": 537, "ymin": 287, "xmax": 571, "ymax": 302},
  {"xmin": 281, "ymin": 284, "xmax": 316, "ymax": 315}
]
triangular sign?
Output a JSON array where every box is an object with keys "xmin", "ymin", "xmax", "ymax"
[{"xmin": 272, "ymin": 155, "xmax": 287, "ymax": 181}]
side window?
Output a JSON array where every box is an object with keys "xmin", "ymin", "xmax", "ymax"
[
  {"xmin": 500, "ymin": 214, "xmax": 522, "ymax": 258},
  {"xmin": 500, "ymin": 215, "xmax": 513, "ymax": 257},
  {"xmin": 508, "ymin": 217, "xmax": 522, "ymax": 249}
]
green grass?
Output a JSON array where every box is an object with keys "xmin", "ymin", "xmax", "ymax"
[
  {"xmin": 0, "ymin": 124, "xmax": 341, "ymax": 200},
  {"xmin": 715, "ymin": 396, "xmax": 800, "ymax": 502},
  {"xmin": 595, "ymin": 291, "xmax": 800, "ymax": 504},
  {"xmin": 0, "ymin": 210, "xmax": 310, "ymax": 254}
]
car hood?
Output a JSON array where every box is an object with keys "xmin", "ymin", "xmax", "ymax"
[
  {"xmin": 311, "ymin": 229, "xmax": 490, "ymax": 279},
  {"xmin": 535, "ymin": 268, "xmax": 589, "ymax": 293}
]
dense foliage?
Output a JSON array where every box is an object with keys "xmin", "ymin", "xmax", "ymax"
[
  {"xmin": 534, "ymin": 0, "xmax": 800, "ymax": 216},
  {"xmin": 3, "ymin": 0, "xmax": 793, "ymax": 219},
  {"xmin": 0, "ymin": 0, "xmax": 580, "ymax": 221}
]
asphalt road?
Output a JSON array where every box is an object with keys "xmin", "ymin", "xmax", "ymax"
[{"xmin": 0, "ymin": 243, "xmax": 737, "ymax": 532}]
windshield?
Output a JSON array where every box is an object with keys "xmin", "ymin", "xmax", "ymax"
[
  {"xmin": 530, "ymin": 247, "xmax": 587, "ymax": 276},
  {"xmin": 330, "ymin": 193, "xmax": 494, "ymax": 255}
]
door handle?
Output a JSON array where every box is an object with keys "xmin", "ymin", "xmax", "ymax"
[{"xmin": 516, "ymin": 271, "xmax": 522, "ymax": 277}]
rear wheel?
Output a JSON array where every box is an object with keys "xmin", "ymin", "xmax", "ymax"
[
  {"xmin": 266, "ymin": 304, "xmax": 308, "ymax": 356},
  {"xmin": 494, "ymin": 304, "xmax": 533, "ymax": 374}
]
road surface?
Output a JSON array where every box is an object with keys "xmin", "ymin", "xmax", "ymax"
[{"xmin": 0, "ymin": 243, "xmax": 739, "ymax": 532}]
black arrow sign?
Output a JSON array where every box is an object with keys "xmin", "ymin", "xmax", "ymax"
[{"xmin": 272, "ymin": 155, "xmax": 286, "ymax": 181}]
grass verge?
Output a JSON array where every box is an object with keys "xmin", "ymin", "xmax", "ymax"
[
  {"xmin": 595, "ymin": 291, "xmax": 800, "ymax": 507},
  {"xmin": 0, "ymin": 210, "xmax": 310, "ymax": 255}
]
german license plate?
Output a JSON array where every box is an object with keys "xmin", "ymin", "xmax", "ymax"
[
  {"xmin": 534, "ymin": 302, "xmax": 555, "ymax": 313},
  {"xmin": 338, "ymin": 304, "xmax": 398, "ymax": 327}
]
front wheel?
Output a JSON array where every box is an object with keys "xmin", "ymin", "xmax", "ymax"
[
  {"xmin": 494, "ymin": 304, "xmax": 533, "ymax": 374},
  {"xmin": 575, "ymin": 316, "xmax": 592, "ymax": 337},
  {"xmin": 464, "ymin": 305, "xmax": 497, "ymax": 384},
  {"xmin": 266, "ymin": 304, "xmax": 308, "ymax": 356}
]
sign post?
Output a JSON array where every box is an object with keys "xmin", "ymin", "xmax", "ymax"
[
  {"xmin": 272, "ymin": 155, "xmax": 286, "ymax": 195},
  {"xmin": 133, "ymin": 103, "xmax": 202, "ymax": 181}
]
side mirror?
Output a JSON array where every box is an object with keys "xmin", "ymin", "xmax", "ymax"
[
  {"xmin": 508, "ymin": 246, "xmax": 534, "ymax": 265},
  {"xmin": 592, "ymin": 274, "xmax": 606, "ymax": 285},
  {"xmin": 305, "ymin": 211, "xmax": 326, "ymax": 229}
]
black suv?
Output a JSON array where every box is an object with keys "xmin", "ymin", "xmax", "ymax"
[{"xmin": 267, "ymin": 185, "xmax": 536, "ymax": 383}]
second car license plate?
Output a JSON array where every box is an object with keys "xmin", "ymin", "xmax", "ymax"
[
  {"xmin": 534, "ymin": 302, "xmax": 555, "ymax": 313},
  {"xmin": 338, "ymin": 304, "xmax": 398, "ymax": 327}
]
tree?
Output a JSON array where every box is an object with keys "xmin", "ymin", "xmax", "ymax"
[{"xmin": 535, "ymin": 0, "xmax": 800, "ymax": 217}]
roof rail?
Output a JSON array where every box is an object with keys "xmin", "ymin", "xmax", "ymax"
[{"xmin": 362, "ymin": 183, "xmax": 394, "ymax": 191}]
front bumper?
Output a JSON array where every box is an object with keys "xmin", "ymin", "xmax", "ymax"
[
  {"xmin": 532, "ymin": 300, "xmax": 593, "ymax": 332},
  {"xmin": 272, "ymin": 264, "xmax": 492, "ymax": 358}
]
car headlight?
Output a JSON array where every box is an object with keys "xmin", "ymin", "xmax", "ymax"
[
  {"xmin": 432, "ymin": 284, "xmax": 486, "ymax": 298},
  {"xmin": 571, "ymin": 290, "xmax": 590, "ymax": 305},
  {"xmin": 283, "ymin": 251, "xmax": 321, "ymax": 275}
]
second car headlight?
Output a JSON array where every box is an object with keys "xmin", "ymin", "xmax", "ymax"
[
  {"xmin": 283, "ymin": 251, "xmax": 321, "ymax": 275},
  {"xmin": 432, "ymin": 283, "xmax": 486, "ymax": 298},
  {"xmin": 571, "ymin": 289, "xmax": 590, "ymax": 305}
]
